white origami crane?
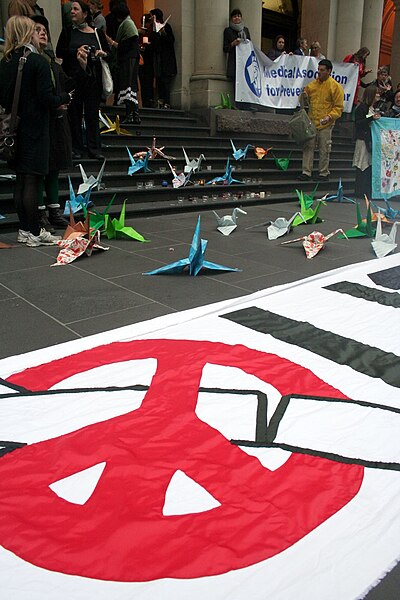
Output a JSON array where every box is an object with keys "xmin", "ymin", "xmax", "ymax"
[
  {"xmin": 168, "ymin": 161, "xmax": 191, "ymax": 188},
  {"xmin": 213, "ymin": 208, "xmax": 247, "ymax": 236},
  {"xmin": 246, "ymin": 212, "xmax": 305, "ymax": 240},
  {"xmin": 371, "ymin": 213, "xmax": 399, "ymax": 258},
  {"xmin": 154, "ymin": 14, "xmax": 171, "ymax": 33},
  {"xmin": 77, "ymin": 160, "xmax": 106, "ymax": 195},
  {"xmin": 182, "ymin": 148, "xmax": 206, "ymax": 174}
]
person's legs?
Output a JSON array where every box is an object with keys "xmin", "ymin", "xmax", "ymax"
[
  {"xmin": 318, "ymin": 126, "xmax": 333, "ymax": 177},
  {"xmin": 301, "ymin": 136, "xmax": 317, "ymax": 177},
  {"xmin": 68, "ymin": 88, "xmax": 84, "ymax": 157},
  {"xmin": 45, "ymin": 171, "xmax": 68, "ymax": 227},
  {"xmin": 14, "ymin": 172, "xmax": 29, "ymax": 232},
  {"xmin": 83, "ymin": 83, "xmax": 102, "ymax": 157}
]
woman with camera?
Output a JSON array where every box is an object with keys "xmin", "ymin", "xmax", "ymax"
[{"xmin": 56, "ymin": 0, "xmax": 110, "ymax": 160}]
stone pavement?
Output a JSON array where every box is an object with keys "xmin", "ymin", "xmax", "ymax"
[{"xmin": 0, "ymin": 199, "xmax": 399, "ymax": 598}]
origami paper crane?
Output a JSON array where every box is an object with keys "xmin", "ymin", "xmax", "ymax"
[
  {"xmin": 0, "ymin": 213, "xmax": 5, "ymax": 219},
  {"xmin": 104, "ymin": 200, "xmax": 149, "ymax": 242},
  {"xmin": 0, "ymin": 174, "xmax": 15, "ymax": 180},
  {"xmin": 144, "ymin": 216, "xmax": 240, "ymax": 276},
  {"xmin": 167, "ymin": 161, "xmax": 192, "ymax": 188},
  {"xmin": 99, "ymin": 112, "xmax": 132, "ymax": 136},
  {"xmin": 133, "ymin": 137, "xmax": 176, "ymax": 160},
  {"xmin": 272, "ymin": 151, "xmax": 292, "ymax": 171},
  {"xmin": 53, "ymin": 205, "xmax": 108, "ymax": 266},
  {"xmin": 292, "ymin": 192, "xmax": 326, "ymax": 227},
  {"xmin": 182, "ymin": 148, "xmax": 206, "ymax": 174},
  {"xmin": 89, "ymin": 194, "xmax": 116, "ymax": 230},
  {"xmin": 281, "ymin": 229, "xmax": 348, "ymax": 258},
  {"xmin": 206, "ymin": 158, "xmax": 243, "ymax": 185},
  {"xmin": 213, "ymin": 208, "xmax": 247, "ymax": 235},
  {"xmin": 215, "ymin": 92, "xmax": 236, "ymax": 110},
  {"xmin": 254, "ymin": 146, "xmax": 273, "ymax": 160},
  {"xmin": 371, "ymin": 213, "xmax": 399, "ymax": 258},
  {"xmin": 372, "ymin": 199, "xmax": 400, "ymax": 221},
  {"xmin": 77, "ymin": 160, "xmax": 106, "ymax": 195},
  {"xmin": 230, "ymin": 139, "xmax": 253, "ymax": 161},
  {"xmin": 127, "ymin": 148, "xmax": 152, "ymax": 175},
  {"xmin": 153, "ymin": 14, "xmax": 171, "ymax": 33},
  {"xmin": 63, "ymin": 177, "xmax": 93, "ymax": 216},
  {"xmin": 247, "ymin": 212, "xmax": 306, "ymax": 239},
  {"xmin": 296, "ymin": 183, "xmax": 319, "ymax": 210},
  {"xmin": 339, "ymin": 201, "xmax": 375, "ymax": 238},
  {"xmin": 325, "ymin": 178, "xmax": 355, "ymax": 204}
]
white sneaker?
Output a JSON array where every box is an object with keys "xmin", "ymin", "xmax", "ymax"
[
  {"xmin": 17, "ymin": 229, "xmax": 30, "ymax": 243},
  {"xmin": 25, "ymin": 228, "xmax": 61, "ymax": 247}
]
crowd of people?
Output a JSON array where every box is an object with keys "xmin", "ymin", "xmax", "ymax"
[{"xmin": 0, "ymin": 3, "xmax": 399, "ymax": 247}]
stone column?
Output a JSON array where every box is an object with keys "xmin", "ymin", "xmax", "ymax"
[
  {"xmin": 0, "ymin": 0, "xmax": 8, "ymax": 37},
  {"xmin": 390, "ymin": 0, "xmax": 400, "ymax": 87},
  {"xmin": 230, "ymin": 0, "xmax": 262, "ymax": 47},
  {"xmin": 334, "ymin": 0, "xmax": 364, "ymax": 60},
  {"xmin": 361, "ymin": 0, "xmax": 384, "ymax": 80},
  {"xmin": 190, "ymin": 0, "xmax": 231, "ymax": 108},
  {"xmin": 38, "ymin": 0, "xmax": 62, "ymax": 46}
]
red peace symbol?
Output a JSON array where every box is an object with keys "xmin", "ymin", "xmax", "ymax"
[{"xmin": 0, "ymin": 339, "xmax": 363, "ymax": 581}]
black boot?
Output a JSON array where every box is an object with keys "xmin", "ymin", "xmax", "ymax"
[
  {"xmin": 49, "ymin": 207, "xmax": 68, "ymax": 228},
  {"xmin": 38, "ymin": 209, "xmax": 55, "ymax": 233}
]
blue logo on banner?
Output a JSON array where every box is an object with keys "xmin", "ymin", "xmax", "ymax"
[{"xmin": 245, "ymin": 51, "xmax": 262, "ymax": 98}]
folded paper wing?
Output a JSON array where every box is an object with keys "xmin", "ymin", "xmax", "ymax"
[
  {"xmin": 371, "ymin": 213, "xmax": 399, "ymax": 258},
  {"xmin": 213, "ymin": 208, "xmax": 247, "ymax": 236}
]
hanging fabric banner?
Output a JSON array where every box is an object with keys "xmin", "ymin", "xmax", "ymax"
[{"xmin": 371, "ymin": 117, "xmax": 400, "ymax": 199}]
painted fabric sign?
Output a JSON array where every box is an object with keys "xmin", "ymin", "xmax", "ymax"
[
  {"xmin": 236, "ymin": 42, "xmax": 358, "ymax": 113},
  {"xmin": 0, "ymin": 254, "xmax": 399, "ymax": 599},
  {"xmin": 371, "ymin": 118, "xmax": 400, "ymax": 199}
]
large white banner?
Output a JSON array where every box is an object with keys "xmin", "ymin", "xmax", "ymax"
[{"xmin": 236, "ymin": 42, "xmax": 358, "ymax": 113}]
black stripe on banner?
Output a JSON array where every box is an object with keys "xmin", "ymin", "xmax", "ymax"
[
  {"xmin": 325, "ymin": 281, "xmax": 400, "ymax": 308},
  {"xmin": 0, "ymin": 441, "xmax": 27, "ymax": 457},
  {"xmin": 368, "ymin": 265, "xmax": 400, "ymax": 290},
  {"xmin": 221, "ymin": 307, "xmax": 400, "ymax": 388}
]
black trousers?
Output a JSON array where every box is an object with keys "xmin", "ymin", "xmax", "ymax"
[
  {"xmin": 69, "ymin": 78, "xmax": 102, "ymax": 155},
  {"xmin": 355, "ymin": 166, "xmax": 372, "ymax": 199},
  {"xmin": 14, "ymin": 172, "xmax": 41, "ymax": 235}
]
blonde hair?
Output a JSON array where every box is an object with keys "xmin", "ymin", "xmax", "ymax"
[
  {"xmin": 3, "ymin": 15, "xmax": 35, "ymax": 60},
  {"xmin": 90, "ymin": 0, "xmax": 104, "ymax": 9}
]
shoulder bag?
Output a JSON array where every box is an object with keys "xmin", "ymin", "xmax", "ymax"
[
  {"xmin": 94, "ymin": 28, "xmax": 113, "ymax": 97},
  {"xmin": 288, "ymin": 92, "xmax": 317, "ymax": 146},
  {"xmin": 0, "ymin": 51, "xmax": 28, "ymax": 162}
]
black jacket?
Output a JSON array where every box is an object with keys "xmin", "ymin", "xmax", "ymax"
[{"xmin": 223, "ymin": 26, "xmax": 251, "ymax": 79}]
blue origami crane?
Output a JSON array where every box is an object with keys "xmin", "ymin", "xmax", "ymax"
[
  {"xmin": 230, "ymin": 139, "xmax": 253, "ymax": 161},
  {"xmin": 126, "ymin": 148, "xmax": 152, "ymax": 175},
  {"xmin": 206, "ymin": 158, "xmax": 243, "ymax": 185},
  {"xmin": 325, "ymin": 178, "xmax": 355, "ymax": 203},
  {"xmin": 372, "ymin": 199, "xmax": 400, "ymax": 220},
  {"xmin": 63, "ymin": 177, "xmax": 93, "ymax": 216},
  {"xmin": 143, "ymin": 216, "xmax": 240, "ymax": 276}
]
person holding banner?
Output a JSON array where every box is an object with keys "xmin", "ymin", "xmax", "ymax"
[
  {"xmin": 223, "ymin": 8, "xmax": 251, "ymax": 108},
  {"xmin": 297, "ymin": 59, "xmax": 344, "ymax": 182}
]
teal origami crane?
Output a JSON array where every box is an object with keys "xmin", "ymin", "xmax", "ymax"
[
  {"xmin": 339, "ymin": 201, "xmax": 375, "ymax": 238},
  {"xmin": 325, "ymin": 178, "xmax": 355, "ymax": 203},
  {"xmin": 144, "ymin": 216, "xmax": 240, "ymax": 276},
  {"xmin": 215, "ymin": 92, "xmax": 236, "ymax": 110},
  {"xmin": 63, "ymin": 177, "xmax": 93, "ymax": 216},
  {"xmin": 206, "ymin": 158, "xmax": 243, "ymax": 185},
  {"xmin": 104, "ymin": 200, "xmax": 149, "ymax": 242},
  {"xmin": 293, "ymin": 191, "xmax": 326, "ymax": 226},
  {"xmin": 230, "ymin": 139, "xmax": 253, "ymax": 161},
  {"xmin": 272, "ymin": 151, "xmax": 292, "ymax": 171},
  {"xmin": 127, "ymin": 148, "xmax": 152, "ymax": 175},
  {"xmin": 372, "ymin": 199, "xmax": 400, "ymax": 220},
  {"xmin": 89, "ymin": 194, "xmax": 116, "ymax": 230}
]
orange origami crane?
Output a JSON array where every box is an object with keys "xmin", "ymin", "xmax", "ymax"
[{"xmin": 254, "ymin": 146, "xmax": 273, "ymax": 160}]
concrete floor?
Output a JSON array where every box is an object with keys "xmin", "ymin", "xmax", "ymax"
[{"xmin": 0, "ymin": 198, "xmax": 399, "ymax": 598}]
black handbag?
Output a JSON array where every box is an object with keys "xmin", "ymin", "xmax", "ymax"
[{"xmin": 0, "ymin": 51, "xmax": 28, "ymax": 162}]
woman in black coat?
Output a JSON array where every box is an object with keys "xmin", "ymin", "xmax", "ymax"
[
  {"xmin": 56, "ymin": 0, "xmax": 110, "ymax": 160},
  {"xmin": 223, "ymin": 8, "xmax": 251, "ymax": 81},
  {"xmin": 149, "ymin": 8, "xmax": 177, "ymax": 109},
  {"xmin": 0, "ymin": 16, "xmax": 70, "ymax": 246}
]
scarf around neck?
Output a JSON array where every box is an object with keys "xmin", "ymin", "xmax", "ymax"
[
  {"xmin": 73, "ymin": 21, "xmax": 88, "ymax": 30},
  {"xmin": 230, "ymin": 20, "xmax": 244, "ymax": 32},
  {"xmin": 116, "ymin": 16, "xmax": 138, "ymax": 42},
  {"xmin": 391, "ymin": 103, "xmax": 400, "ymax": 115}
]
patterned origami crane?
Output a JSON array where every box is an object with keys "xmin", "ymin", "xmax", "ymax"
[
  {"xmin": 272, "ymin": 151, "xmax": 292, "ymax": 171},
  {"xmin": 99, "ymin": 112, "xmax": 132, "ymax": 136},
  {"xmin": 339, "ymin": 201, "xmax": 375, "ymax": 238},
  {"xmin": 281, "ymin": 229, "xmax": 348, "ymax": 258},
  {"xmin": 77, "ymin": 160, "xmax": 106, "ymax": 195},
  {"xmin": 182, "ymin": 148, "xmax": 206, "ymax": 174},
  {"xmin": 167, "ymin": 161, "xmax": 192, "ymax": 188},
  {"xmin": 325, "ymin": 178, "xmax": 355, "ymax": 204},
  {"xmin": 63, "ymin": 178, "xmax": 93, "ymax": 216},
  {"xmin": 213, "ymin": 208, "xmax": 247, "ymax": 235},
  {"xmin": 230, "ymin": 139, "xmax": 253, "ymax": 161},
  {"xmin": 206, "ymin": 158, "xmax": 243, "ymax": 185},
  {"xmin": 104, "ymin": 200, "xmax": 149, "ymax": 242},
  {"xmin": 254, "ymin": 146, "xmax": 273, "ymax": 160},
  {"xmin": 126, "ymin": 148, "xmax": 152, "ymax": 175},
  {"xmin": 215, "ymin": 92, "xmax": 236, "ymax": 110},
  {"xmin": 292, "ymin": 191, "xmax": 326, "ymax": 227},
  {"xmin": 371, "ymin": 213, "xmax": 399, "ymax": 258},
  {"xmin": 144, "ymin": 216, "xmax": 240, "ymax": 276},
  {"xmin": 133, "ymin": 137, "xmax": 176, "ymax": 160}
]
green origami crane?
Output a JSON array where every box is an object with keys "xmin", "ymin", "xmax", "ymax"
[
  {"xmin": 293, "ymin": 190, "xmax": 325, "ymax": 227},
  {"xmin": 215, "ymin": 92, "xmax": 236, "ymax": 110},
  {"xmin": 88, "ymin": 194, "xmax": 116, "ymax": 230},
  {"xmin": 296, "ymin": 183, "xmax": 319, "ymax": 210},
  {"xmin": 272, "ymin": 151, "xmax": 292, "ymax": 171},
  {"xmin": 339, "ymin": 201, "xmax": 375, "ymax": 238},
  {"xmin": 104, "ymin": 200, "xmax": 149, "ymax": 242}
]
